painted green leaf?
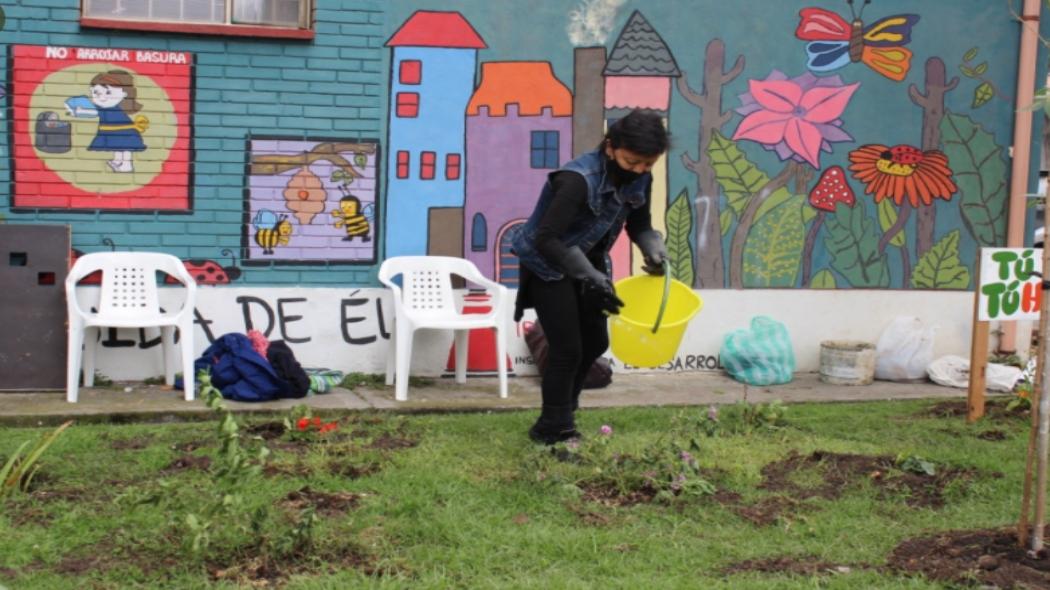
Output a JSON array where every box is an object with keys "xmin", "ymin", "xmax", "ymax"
[
  {"xmin": 972, "ymin": 82, "xmax": 994, "ymax": 108},
  {"xmin": 963, "ymin": 47, "xmax": 979, "ymax": 62},
  {"xmin": 940, "ymin": 111, "xmax": 1008, "ymax": 246},
  {"xmin": 959, "ymin": 65, "xmax": 977, "ymax": 78},
  {"xmin": 811, "ymin": 269, "xmax": 837, "ymax": 289},
  {"xmin": 877, "ymin": 199, "xmax": 906, "ymax": 248},
  {"xmin": 720, "ymin": 209, "xmax": 734, "ymax": 237},
  {"xmin": 665, "ymin": 188, "xmax": 695, "ymax": 287},
  {"xmin": 802, "ymin": 205, "xmax": 818, "ymax": 225},
  {"xmin": 754, "ymin": 187, "xmax": 796, "ymax": 221},
  {"xmin": 742, "ymin": 194, "xmax": 806, "ymax": 287},
  {"xmin": 708, "ymin": 131, "xmax": 771, "ymax": 219},
  {"xmin": 354, "ymin": 153, "xmax": 368, "ymax": 168},
  {"xmin": 910, "ymin": 229, "xmax": 971, "ymax": 289},
  {"xmin": 974, "ymin": 62, "xmax": 988, "ymax": 76},
  {"xmin": 823, "ymin": 203, "xmax": 890, "ymax": 287}
]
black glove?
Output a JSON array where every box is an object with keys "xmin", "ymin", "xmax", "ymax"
[
  {"xmin": 635, "ymin": 230, "xmax": 668, "ymax": 276},
  {"xmin": 559, "ymin": 246, "xmax": 624, "ymax": 315}
]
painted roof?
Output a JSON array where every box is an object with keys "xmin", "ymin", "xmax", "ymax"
[
  {"xmin": 386, "ymin": 11, "xmax": 487, "ymax": 49},
  {"xmin": 467, "ymin": 62, "xmax": 572, "ymax": 117},
  {"xmin": 603, "ymin": 10, "xmax": 680, "ymax": 77}
]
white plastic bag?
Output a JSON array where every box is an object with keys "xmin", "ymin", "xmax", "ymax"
[
  {"xmin": 874, "ymin": 316, "xmax": 936, "ymax": 381},
  {"xmin": 927, "ymin": 354, "xmax": 1023, "ymax": 392}
]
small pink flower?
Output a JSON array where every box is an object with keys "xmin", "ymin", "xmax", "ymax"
[
  {"xmin": 707, "ymin": 405, "xmax": 719, "ymax": 421},
  {"xmin": 680, "ymin": 451, "xmax": 693, "ymax": 462},
  {"xmin": 599, "ymin": 425, "xmax": 613, "ymax": 436},
  {"xmin": 566, "ymin": 439, "xmax": 580, "ymax": 451}
]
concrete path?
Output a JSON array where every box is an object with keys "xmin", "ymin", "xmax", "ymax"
[{"xmin": 0, "ymin": 372, "xmax": 982, "ymax": 425}]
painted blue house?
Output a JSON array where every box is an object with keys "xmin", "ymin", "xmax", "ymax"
[{"xmin": 384, "ymin": 11, "xmax": 486, "ymax": 258}]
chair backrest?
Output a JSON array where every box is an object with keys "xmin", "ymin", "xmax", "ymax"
[
  {"xmin": 67, "ymin": 252, "xmax": 194, "ymax": 319},
  {"xmin": 378, "ymin": 256, "xmax": 484, "ymax": 315}
]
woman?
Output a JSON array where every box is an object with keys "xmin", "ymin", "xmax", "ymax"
[
  {"xmin": 511, "ymin": 109, "xmax": 670, "ymax": 444},
  {"xmin": 78, "ymin": 70, "xmax": 149, "ymax": 173}
]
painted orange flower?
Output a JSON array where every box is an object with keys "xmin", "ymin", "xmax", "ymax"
[{"xmin": 848, "ymin": 144, "xmax": 957, "ymax": 207}]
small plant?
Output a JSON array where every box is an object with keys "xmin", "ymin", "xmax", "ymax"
[
  {"xmin": 1008, "ymin": 381, "xmax": 1033, "ymax": 413},
  {"xmin": 93, "ymin": 371, "xmax": 114, "ymax": 387},
  {"xmin": 896, "ymin": 454, "xmax": 937, "ymax": 476},
  {"xmin": 989, "ymin": 353, "xmax": 1023, "ymax": 368},
  {"xmin": 142, "ymin": 375, "xmax": 166, "ymax": 385},
  {"xmin": 340, "ymin": 372, "xmax": 386, "ymax": 389},
  {"xmin": 0, "ymin": 421, "xmax": 72, "ymax": 498}
]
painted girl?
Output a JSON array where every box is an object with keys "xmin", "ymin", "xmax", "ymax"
[{"xmin": 77, "ymin": 70, "xmax": 149, "ymax": 173}]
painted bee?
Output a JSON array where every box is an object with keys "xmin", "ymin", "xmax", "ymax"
[
  {"xmin": 252, "ymin": 209, "xmax": 292, "ymax": 255},
  {"xmin": 331, "ymin": 193, "xmax": 372, "ymax": 242}
]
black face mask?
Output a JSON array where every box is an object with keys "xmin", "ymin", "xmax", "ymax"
[{"xmin": 605, "ymin": 155, "xmax": 643, "ymax": 186}]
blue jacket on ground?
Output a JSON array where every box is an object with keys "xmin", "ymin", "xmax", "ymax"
[{"xmin": 194, "ymin": 333, "xmax": 288, "ymax": 402}]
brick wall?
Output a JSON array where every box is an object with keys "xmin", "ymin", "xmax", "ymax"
[{"xmin": 0, "ymin": 0, "xmax": 386, "ymax": 286}]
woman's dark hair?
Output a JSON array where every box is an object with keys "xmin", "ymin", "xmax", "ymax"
[{"xmin": 604, "ymin": 109, "xmax": 669, "ymax": 156}]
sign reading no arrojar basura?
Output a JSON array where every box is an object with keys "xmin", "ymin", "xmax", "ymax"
[{"xmin": 978, "ymin": 248, "xmax": 1043, "ymax": 321}]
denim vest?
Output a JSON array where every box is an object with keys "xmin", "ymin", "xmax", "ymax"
[{"xmin": 510, "ymin": 149, "xmax": 650, "ymax": 281}]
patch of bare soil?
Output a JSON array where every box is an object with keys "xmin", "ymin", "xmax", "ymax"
[
  {"xmin": 328, "ymin": 460, "xmax": 382, "ymax": 479},
  {"xmin": 279, "ymin": 486, "xmax": 363, "ymax": 516},
  {"xmin": 161, "ymin": 455, "xmax": 212, "ymax": 474},
  {"xmin": 367, "ymin": 433, "xmax": 418, "ymax": 450},
  {"xmin": 978, "ymin": 429, "xmax": 1009, "ymax": 441},
  {"xmin": 577, "ymin": 480, "xmax": 659, "ymax": 507},
  {"xmin": 761, "ymin": 450, "xmax": 982, "ymax": 509},
  {"xmin": 568, "ymin": 503, "xmax": 615, "ymax": 526},
  {"xmin": 722, "ymin": 555, "xmax": 857, "ymax": 576},
  {"xmin": 207, "ymin": 544, "xmax": 382, "ymax": 587},
  {"xmin": 245, "ymin": 421, "xmax": 287, "ymax": 440},
  {"xmin": 263, "ymin": 462, "xmax": 314, "ymax": 478},
  {"xmin": 924, "ymin": 399, "xmax": 1027, "ymax": 421},
  {"xmin": 713, "ymin": 491, "xmax": 805, "ymax": 527},
  {"xmin": 888, "ymin": 526, "xmax": 1050, "ymax": 589},
  {"xmin": 171, "ymin": 440, "xmax": 204, "ymax": 453}
]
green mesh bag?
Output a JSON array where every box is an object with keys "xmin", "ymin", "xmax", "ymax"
[{"xmin": 719, "ymin": 316, "xmax": 795, "ymax": 385}]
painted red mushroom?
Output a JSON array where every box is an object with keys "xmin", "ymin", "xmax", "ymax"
[{"xmin": 802, "ymin": 166, "xmax": 856, "ymax": 286}]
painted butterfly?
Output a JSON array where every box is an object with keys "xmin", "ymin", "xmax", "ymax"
[{"xmin": 796, "ymin": 0, "xmax": 919, "ymax": 82}]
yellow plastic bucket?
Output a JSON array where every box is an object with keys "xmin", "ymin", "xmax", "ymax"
[{"xmin": 609, "ymin": 272, "xmax": 703, "ymax": 368}]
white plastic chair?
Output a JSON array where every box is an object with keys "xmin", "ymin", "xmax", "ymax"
[
  {"xmin": 378, "ymin": 256, "xmax": 510, "ymax": 401},
  {"xmin": 65, "ymin": 252, "xmax": 197, "ymax": 403}
]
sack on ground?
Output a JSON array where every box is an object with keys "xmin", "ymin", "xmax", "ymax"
[
  {"xmin": 927, "ymin": 355, "xmax": 1023, "ymax": 392},
  {"xmin": 874, "ymin": 316, "xmax": 936, "ymax": 381},
  {"xmin": 720, "ymin": 316, "xmax": 795, "ymax": 386},
  {"xmin": 523, "ymin": 321, "xmax": 612, "ymax": 389}
]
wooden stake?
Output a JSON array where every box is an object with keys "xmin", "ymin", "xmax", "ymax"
[{"xmin": 968, "ymin": 255, "xmax": 988, "ymax": 422}]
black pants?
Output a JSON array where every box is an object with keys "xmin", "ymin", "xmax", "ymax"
[{"xmin": 528, "ymin": 275, "xmax": 609, "ymax": 424}]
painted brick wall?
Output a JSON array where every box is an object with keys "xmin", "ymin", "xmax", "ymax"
[{"xmin": 0, "ymin": 0, "xmax": 386, "ymax": 286}]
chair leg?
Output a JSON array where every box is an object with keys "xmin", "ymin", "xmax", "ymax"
[
  {"xmin": 495, "ymin": 326, "xmax": 508, "ymax": 399},
  {"xmin": 453, "ymin": 329, "xmax": 468, "ymax": 384},
  {"xmin": 82, "ymin": 327, "xmax": 98, "ymax": 388},
  {"xmin": 178, "ymin": 323, "xmax": 195, "ymax": 401},
  {"xmin": 385, "ymin": 318, "xmax": 396, "ymax": 386},
  {"xmin": 394, "ymin": 323, "xmax": 413, "ymax": 402},
  {"xmin": 161, "ymin": 326, "xmax": 176, "ymax": 386},
  {"xmin": 66, "ymin": 323, "xmax": 84, "ymax": 403}
]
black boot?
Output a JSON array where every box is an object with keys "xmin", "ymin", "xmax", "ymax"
[{"xmin": 528, "ymin": 405, "xmax": 579, "ymax": 445}]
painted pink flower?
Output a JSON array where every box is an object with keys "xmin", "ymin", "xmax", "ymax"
[{"xmin": 734, "ymin": 71, "xmax": 859, "ymax": 168}]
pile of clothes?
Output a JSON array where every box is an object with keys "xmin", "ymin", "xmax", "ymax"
[{"xmin": 193, "ymin": 330, "xmax": 343, "ymax": 402}]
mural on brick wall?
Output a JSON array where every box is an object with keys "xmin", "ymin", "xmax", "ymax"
[
  {"xmin": 9, "ymin": 45, "xmax": 193, "ymax": 211},
  {"xmin": 244, "ymin": 137, "xmax": 379, "ymax": 264},
  {"xmin": 382, "ymin": 1, "xmax": 1019, "ymax": 292}
]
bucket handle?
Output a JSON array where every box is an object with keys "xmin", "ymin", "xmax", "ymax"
[{"xmin": 652, "ymin": 260, "xmax": 671, "ymax": 334}]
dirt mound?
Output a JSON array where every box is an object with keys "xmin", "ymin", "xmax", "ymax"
[
  {"xmin": 279, "ymin": 486, "xmax": 362, "ymax": 516},
  {"xmin": 888, "ymin": 527, "xmax": 1050, "ymax": 589},
  {"xmin": 722, "ymin": 555, "xmax": 854, "ymax": 576}
]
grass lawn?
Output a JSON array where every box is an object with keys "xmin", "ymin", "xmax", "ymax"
[{"xmin": 0, "ymin": 396, "xmax": 1039, "ymax": 589}]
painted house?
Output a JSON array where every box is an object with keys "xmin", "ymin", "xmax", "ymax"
[
  {"xmin": 383, "ymin": 10, "xmax": 486, "ymax": 259},
  {"xmin": 602, "ymin": 10, "xmax": 681, "ymax": 280},
  {"xmin": 463, "ymin": 61, "xmax": 573, "ymax": 285}
]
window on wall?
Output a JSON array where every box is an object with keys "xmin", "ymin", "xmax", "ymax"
[
  {"xmin": 471, "ymin": 214, "xmax": 488, "ymax": 251},
  {"xmin": 530, "ymin": 131, "xmax": 560, "ymax": 169},
  {"xmin": 420, "ymin": 152, "xmax": 436, "ymax": 180},
  {"xmin": 81, "ymin": 0, "xmax": 313, "ymax": 38},
  {"xmin": 396, "ymin": 92, "xmax": 420, "ymax": 118},
  {"xmin": 446, "ymin": 154, "xmax": 461, "ymax": 180},
  {"xmin": 396, "ymin": 151, "xmax": 410, "ymax": 179},
  {"xmin": 399, "ymin": 60, "xmax": 422, "ymax": 85}
]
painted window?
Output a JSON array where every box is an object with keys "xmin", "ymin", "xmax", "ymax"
[
  {"xmin": 396, "ymin": 151, "xmax": 410, "ymax": 179},
  {"xmin": 399, "ymin": 60, "xmax": 422, "ymax": 85},
  {"xmin": 530, "ymin": 130, "xmax": 560, "ymax": 169},
  {"xmin": 471, "ymin": 213, "xmax": 487, "ymax": 251},
  {"xmin": 446, "ymin": 153, "xmax": 461, "ymax": 180},
  {"xmin": 396, "ymin": 92, "xmax": 419, "ymax": 118},
  {"xmin": 81, "ymin": 0, "xmax": 313, "ymax": 37},
  {"xmin": 420, "ymin": 151, "xmax": 436, "ymax": 180}
]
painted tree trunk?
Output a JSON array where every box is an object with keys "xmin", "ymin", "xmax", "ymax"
[{"xmin": 676, "ymin": 39, "xmax": 744, "ymax": 289}]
